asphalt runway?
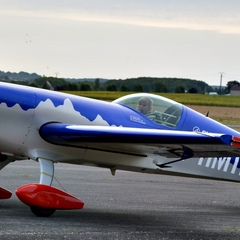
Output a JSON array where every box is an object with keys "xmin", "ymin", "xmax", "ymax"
[{"xmin": 1, "ymin": 160, "xmax": 240, "ymax": 240}]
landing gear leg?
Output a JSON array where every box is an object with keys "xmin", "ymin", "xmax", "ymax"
[
  {"xmin": 16, "ymin": 158, "xmax": 84, "ymax": 217},
  {"xmin": 39, "ymin": 158, "xmax": 54, "ymax": 185},
  {"xmin": 30, "ymin": 158, "xmax": 56, "ymax": 216}
]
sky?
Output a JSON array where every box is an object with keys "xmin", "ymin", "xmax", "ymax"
[{"xmin": 1, "ymin": 0, "xmax": 240, "ymax": 86}]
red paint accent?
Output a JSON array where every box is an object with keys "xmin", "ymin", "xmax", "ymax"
[
  {"xmin": 16, "ymin": 184, "xmax": 84, "ymax": 209},
  {"xmin": 232, "ymin": 136, "xmax": 240, "ymax": 147},
  {"xmin": 0, "ymin": 186, "xmax": 12, "ymax": 199}
]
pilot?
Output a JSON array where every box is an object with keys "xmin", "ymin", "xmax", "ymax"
[
  {"xmin": 137, "ymin": 97, "xmax": 153, "ymax": 115},
  {"xmin": 137, "ymin": 97, "xmax": 162, "ymax": 122}
]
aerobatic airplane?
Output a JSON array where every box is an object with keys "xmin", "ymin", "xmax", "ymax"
[{"xmin": 1, "ymin": 82, "xmax": 240, "ymax": 217}]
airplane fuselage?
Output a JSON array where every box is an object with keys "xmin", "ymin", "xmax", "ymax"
[
  {"xmin": 2, "ymin": 82, "xmax": 240, "ymax": 216},
  {"xmin": 1, "ymin": 82, "xmax": 240, "ymax": 183}
]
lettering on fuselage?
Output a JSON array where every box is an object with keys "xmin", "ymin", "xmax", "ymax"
[
  {"xmin": 130, "ymin": 115, "xmax": 146, "ymax": 124},
  {"xmin": 198, "ymin": 157, "xmax": 240, "ymax": 175}
]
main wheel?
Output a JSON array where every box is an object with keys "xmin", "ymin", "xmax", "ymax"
[{"xmin": 30, "ymin": 206, "xmax": 56, "ymax": 217}]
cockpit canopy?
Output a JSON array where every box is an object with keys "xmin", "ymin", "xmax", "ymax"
[{"xmin": 114, "ymin": 93, "xmax": 182, "ymax": 128}]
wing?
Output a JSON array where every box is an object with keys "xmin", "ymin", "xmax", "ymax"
[{"xmin": 39, "ymin": 123, "xmax": 240, "ymax": 159}]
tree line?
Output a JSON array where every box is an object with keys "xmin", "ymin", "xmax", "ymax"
[
  {"xmin": 2, "ymin": 76, "xmax": 218, "ymax": 93},
  {"xmin": 4, "ymin": 75, "xmax": 240, "ymax": 94}
]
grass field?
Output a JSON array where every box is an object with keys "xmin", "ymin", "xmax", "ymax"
[{"xmin": 64, "ymin": 91, "xmax": 240, "ymax": 107}]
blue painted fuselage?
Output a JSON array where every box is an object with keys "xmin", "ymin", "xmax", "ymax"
[{"xmin": 0, "ymin": 82, "xmax": 240, "ymax": 183}]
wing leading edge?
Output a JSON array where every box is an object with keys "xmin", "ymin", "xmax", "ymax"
[
  {"xmin": 39, "ymin": 122, "xmax": 234, "ymax": 146},
  {"xmin": 38, "ymin": 122, "xmax": 240, "ymax": 161}
]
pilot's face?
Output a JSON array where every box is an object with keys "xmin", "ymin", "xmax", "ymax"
[{"xmin": 138, "ymin": 100, "xmax": 151, "ymax": 114}]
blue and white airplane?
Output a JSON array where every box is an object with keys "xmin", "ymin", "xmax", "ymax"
[{"xmin": 1, "ymin": 82, "xmax": 240, "ymax": 217}]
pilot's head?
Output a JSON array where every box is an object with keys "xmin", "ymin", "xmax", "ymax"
[{"xmin": 137, "ymin": 97, "xmax": 153, "ymax": 115}]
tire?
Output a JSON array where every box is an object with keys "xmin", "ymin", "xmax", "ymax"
[{"xmin": 30, "ymin": 206, "xmax": 56, "ymax": 217}]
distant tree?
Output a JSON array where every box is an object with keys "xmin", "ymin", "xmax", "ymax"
[
  {"xmin": 66, "ymin": 83, "xmax": 78, "ymax": 91},
  {"xmin": 107, "ymin": 84, "xmax": 117, "ymax": 91},
  {"xmin": 175, "ymin": 86, "xmax": 185, "ymax": 93},
  {"xmin": 226, "ymin": 80, "xmax": 240, "ymax": 93},
  {"xmin": 120, "ymin": 85, "xmax": 129, "ymax": 92},
  {"xmin": 33, "ymin": 76, "xmax": 66, "ymax": 90},
  {"xmin": 133, "ymin": 85, "xmax": 143, "ymax": 92},
  {"xmin": 188, "ymin": 87, "xmax": 197, "ymax": 93},
  {"xmin": 94, "ymin": 78, "xmax": 100, "ymax": 90},
  {"xmin": 1, "ymin": 75, "xmax": 9, "ymax": 81},
  {"xmin": 42, "ymin": 82, "xmax": 49, "ymax": 89},
  {"xmin": 154, "ymin": 82, "xmax": 168, "ymax": 93},
  {"xmin": 29, "ymin": 82, "xmax": 38, "ymax": 88},
  {"xmin": 55, "ymin": 85, "xmax": 65, "ymax": 91},
  {"xmin": 10, "ymin": 80, "xmax": 29, "ymax": 86},
  {"xmin": 80, "ymin": 84, "xmax": 91, "ymax": 91}
]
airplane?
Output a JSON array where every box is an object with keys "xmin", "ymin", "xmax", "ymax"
[{"xmin": 1, "ymin": 81, "xmax": 240, "ymax": 217}]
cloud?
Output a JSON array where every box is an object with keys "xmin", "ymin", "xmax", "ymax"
[{"xmin": 0, "ymin": 7, "xmax": 240, "ymax": 35}]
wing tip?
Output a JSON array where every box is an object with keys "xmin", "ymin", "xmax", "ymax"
[{"xmin": 232, "ymin": 136, "xmax": 240, "ymax": 147}]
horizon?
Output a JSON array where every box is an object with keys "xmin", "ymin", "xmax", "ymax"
[{"xmin": 0, "ymin": 69, "xmax": 228, "ymax": 87}]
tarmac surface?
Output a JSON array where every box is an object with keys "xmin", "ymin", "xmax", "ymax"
[{"xmin": 1, "ymin": 160, "xmax": 240, "ymax": 240}]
